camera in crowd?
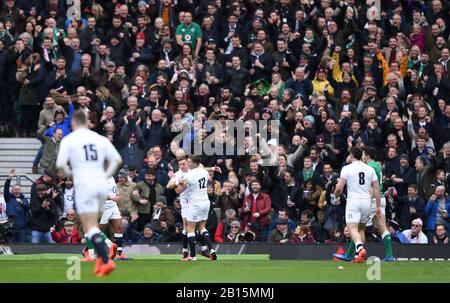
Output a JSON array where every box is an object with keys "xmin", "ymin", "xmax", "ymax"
[
  {"xmin": 237, "ymin": 231, "xmax": 256, "ymax": 243},
  {"xmin": 0, "ymin": 218, "xmax": 12, "ymax": 244}
]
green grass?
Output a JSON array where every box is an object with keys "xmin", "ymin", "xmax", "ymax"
[{"xmin": 0, "ymin": 254, "xmax": 448, "ymax": 283}]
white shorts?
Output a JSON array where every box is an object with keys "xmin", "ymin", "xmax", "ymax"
[
  {"xmin": 74, "ymin": 180, "xmax": 108, "ymax": 214},
  {"xmin": 345, "ymin": 198, "xmax": 372, "ymax": 224},
  {"xmin": 186, "ymin": 202, "xmax": 210, "ymax": 223},
  {"xmin": 369, "ymin": 197, "xmax": 386, "ymax": 218},
  {"xmin": 99, "ymin": 201, "xmax": 121, "ymax": 224},
  {"xmin": 180, "ymin": 198, "xmax": 190, "ymax": 219}
]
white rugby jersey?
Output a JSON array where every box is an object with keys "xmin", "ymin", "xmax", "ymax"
[
  {"xmin": 184, "ymin": 167, "xmax": 209, "ymax": 203},
  {"xmin": 340, "ymin": 161, "xmax": 377, "ymax": 201},
  {"xmin": 56, "ymin": 128, "xmax": 122, "ymax": 184},
  {"xmin": 174, "ymin": 169, "xmax": 190, "ymax": 203},
  {"xmin": 104, "ymin": 176, "xmax": 118, "ymax": 209}
]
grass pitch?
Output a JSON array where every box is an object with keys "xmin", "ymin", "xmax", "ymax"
[{"xmin": 0, "ymin": 254, "xmax": 449, "ymax": 283}]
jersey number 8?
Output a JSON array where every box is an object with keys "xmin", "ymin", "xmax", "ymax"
[{"xmin": 359, "ymin": 172, "xmax": 365, "ymax": 185}]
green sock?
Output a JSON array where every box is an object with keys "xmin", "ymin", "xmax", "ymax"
[
  {"xmin": 345, "ymin": 241, "xmax": 355, "ymax": 257},
  {"xmin": 100, "ymin": 232, "xmax": 112, "ymax": 247},
  {"xmin": 86, "ymin": 238, "xmax": 95, "ymax": 257},
  {"xmin": 383, "ymin": 233, "xmax": 394, "ymax": 258}
]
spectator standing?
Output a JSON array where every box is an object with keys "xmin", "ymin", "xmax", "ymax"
[
  {"xmin": 425, "ymin": 185, "xmax": 450, "ymax": 236},
  {"xmin": 30, "ymin": 184, "xmax": 58, "ymax": 243},
  {"xmin": 131, "ymin": 168, "xmax": 164, "ymax": 231},
  {"xmin": 241, "ymin": 179, "xmax": 271, "ymax": 242},
  {"xmin": 4, "ymin": 169, "xmax": 30, "ymax": 243}
]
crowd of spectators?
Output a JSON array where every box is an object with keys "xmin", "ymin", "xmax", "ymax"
[{"xmin": 0, "ymin": 0, "xmax": 450, "ymax": 245}]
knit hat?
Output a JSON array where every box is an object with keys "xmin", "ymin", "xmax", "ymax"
[
  {"xmin": 157, "ymin": 196, "xmax": 167, "ymax": 205},
  {"xmin": 136, "ymin": 31, "xmax": 146, "ymax": 41},
  {"xmin": 304, "ymin": 115, "xmax": 315, "ymax": 124},
  {"xmin": 412, "ymin": 218, "xmax": 423, "ymax": 227},
  {"xmin": 267, "ymin": 138, "xmax": 278, "ymax": 148},
  {"xmin": 138, "ymin": 1, "xmax": 148, "ymax": 8},
  {"xmin": 230, "ymin": 221, "xmax": 241, "ymax": 228}
]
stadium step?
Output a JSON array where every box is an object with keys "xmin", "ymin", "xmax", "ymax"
[{"xmin": 0, "ymin": 137, "xmax": 41, "ymax": 200}]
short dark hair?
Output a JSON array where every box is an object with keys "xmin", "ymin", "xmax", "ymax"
[
  {"xmin": 364, "ymin": 146, "xmax": 376, "ymax": 160},
  {"xmin": 189, "ymin": 155, "xmax": 202, "ymax": 165},
  {"xmin": 301, "ymin": 209, "xmax": 313, "ymax": 219},
  {"xmin": 350, "ymin": 146, "xmax": 363, "ymax": 160}
]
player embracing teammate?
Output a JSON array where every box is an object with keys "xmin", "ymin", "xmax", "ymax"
[{"xmin": 168, "ymin": 155, "xmax": 217, "ymax": 261}]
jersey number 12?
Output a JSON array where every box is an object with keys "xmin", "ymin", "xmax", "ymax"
[
  {"xmin": 198, "ymin": 177, "xmax": 206, "ymax": 189},
  {"xmin": 83, "ymin": 144, "xmax": 98, "ymax": 161}
]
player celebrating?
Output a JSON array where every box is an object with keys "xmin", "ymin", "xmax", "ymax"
[
  {"xmin": 331, "ymin": 147, "xmax": 381, "ymax": 263},
  {"xmin": 56, "ymin": 110, "xmax": 122, "ymax": 276},
  {"xmin": 100, "ymin": 175, "xmax": 129, "ymax": 260},
  {"xmin": 167, "ymin": 156, "xmax": 191, "ymax": 259},
  {"xmin": 334, "ymin": 146, "xmax": 395, "ymax": 262},
  {"xmin": 177, "ymin": 156, "xmax": 217, "ymax": 261},
  {"xmin": 82, "ymin": 175, "xmax": 127, "ymax": 262}
]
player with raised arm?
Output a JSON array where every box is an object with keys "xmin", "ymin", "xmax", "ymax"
[
  {"xmin": 56, "ymin": 110, "xmax": 122, "ymax": 276},
  {"xmin": 331, "ymin": 146, "xmax": 381, "ymax": 263},
  {"xmin": 176, "ymin": 155, "xmax": 217, "ymax": 261},
  {"xmin": 167, "ymin": 155, "xmax": 191, "ymax": 259},
  {"xmin": 334, "ymin": 146, "xmax": 395, "ymax": 262}
]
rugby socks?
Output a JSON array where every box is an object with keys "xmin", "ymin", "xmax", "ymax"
[
  {"xmin": 114, "ymin": 233, "xmax": 123, "ymax": 255},
  {"xmin": 187, "ymin": 232, "xmax": 196, "ymax": 258},
  {"xmin": 197, "ymin": 230, "xmax": 207, "ymax": 251},
  {"xmin": 200, "ymin": 229, "xmax": 213, "ymax": 252},
  {"xmin": 355, "ymin": 241, "xmax": 363, "ymax": 253},
  {"xmin": 100, "ymin": 232, "xmax": 112, "ymax": 248},
  {"xmin": 87, "ymin": 227, "xmax": 109, "ymax": 264},
  {"xmin": 86, "ymin": 238, "xmax": 96, "ymax": 257},
  {"xmin": 345, "ymin": 241, "xmax": 355, "ymax": 257},
  {"xmin": 382, "ymin": 231, "xmax": 394, "ymax": 258},
  {"xmin": 182, "ymin": 229, "xmax": 188, "ymax": 253}
]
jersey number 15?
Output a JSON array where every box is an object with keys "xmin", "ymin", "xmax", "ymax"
[{"xmin": 83, "ymin": 144, "xmax": 98, "ymax": 161}]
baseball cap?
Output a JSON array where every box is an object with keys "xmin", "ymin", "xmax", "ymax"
[
  {"xmin": 64, "ymin": 220, "xmax": 75, "ymax": 226},
  {"xmin": 206, "ymin": 38, "xmax": 216, "ymax": 44},
  {"xmin": 107, "ymin": 61, "xmax": 116, "ymax": 68},
  {"xmin": 365, "ymin": 85, "xmax": 377, "ymax": 92}
]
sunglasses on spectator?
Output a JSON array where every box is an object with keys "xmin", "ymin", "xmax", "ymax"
[{"xmin": 412, "ymin": 224, "xmax": 420, "ymax": 227}]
